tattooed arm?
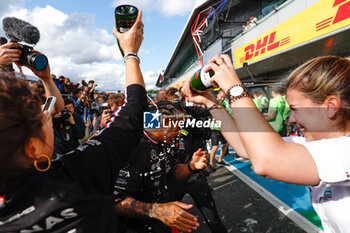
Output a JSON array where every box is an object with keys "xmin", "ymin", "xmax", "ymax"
[
  {"xmin": 115, "ymin": 197, "xmax": 152, "ymax": 219},
  {"xmin": 115, "ymin": 198, "xmax": 200, "ymax": 232}
]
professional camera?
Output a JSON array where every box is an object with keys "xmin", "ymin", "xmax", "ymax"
[
  {"xmin": 2, "ymin": 17, "xmax": 48, "ymax": 71},
  {"xmin": 15, "ymin": 44, "xmax": 48, "ymax": 71},
  {"xmin": 61, "ymin": 108, "xmax": 71, "ymax": 120},
  {"xmin": 90, "ymin": 102, "xmax": 108, "ymax": 115}
]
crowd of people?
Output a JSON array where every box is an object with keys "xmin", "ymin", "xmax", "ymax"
[{"xmin": 0, "ymin": 8, "xmax": 350, "ymax": 233}]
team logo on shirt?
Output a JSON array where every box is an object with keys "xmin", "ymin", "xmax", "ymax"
[{"xmin": 143, "ymin": 111, "xmax": 161, "ymax": 129}]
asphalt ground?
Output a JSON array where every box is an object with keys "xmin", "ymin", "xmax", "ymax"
[{"xmin": 182, "ymin": 165, "xmax": 306, "ymax": 233}]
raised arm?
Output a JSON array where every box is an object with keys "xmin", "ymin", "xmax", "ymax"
[
  {"xmin": 182, "ymin": 55, "xmax": 319, "ymax": 185},
  {"xmin": 204, "ymin": 55, "xmax": 319, "ymax": 185},
  {"xmin": 182, "ymin": 80, "xmax": 248, "ymax": 158},
  {"xmin": 113, "ymin": 10, "xmax": 145, "ymax": 88},
  {"xmin": 17, "ymin": 53, "xmax": 64, "ymax": 114}
]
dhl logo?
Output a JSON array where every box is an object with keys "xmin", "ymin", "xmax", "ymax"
[
  {"xmin": 240, "ymin": 32, "xmax": 290, "ymax": 63},
  {"xmin": 236, "ymin": 0, "xmax": 350, "ymax": 66},
  {"xmin": 316, "ymin": 0, "xmax": 350, "ymax": 31}
]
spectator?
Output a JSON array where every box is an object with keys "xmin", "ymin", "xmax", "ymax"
[
  {"xmin": 97, "ymin": 93, "xmax": 107, "ymax": 103},
  {"xmin": 260, "ymin": 92, "xmax": 269, "ymax": 113},
  {"xmin": 88, "ymin": 80, "xmax": 97, "ymax": 101},
  {"xmin": 182, "ymin": 55, "xmax": 350, "ymax": 233},
  {"xmin": 91, "ymin": 93, "xmax": 124, "ymax": 135},
  {"xmin": 77, "ymin": 88, "xmax": 91, "ymax": 123},
  {"xmin": 281, "ymin": 89, "xmax": 291, "ymax": 136},
  {"xmin": 252, "ymin": 91, "xmax": 262, "ymax": 112},
  {"xmin": 266, "ymin": 86, "xmax": 286, "ymax": 135},
  {"xmin": 57, "ymin": 76, "xmax": 67, "ymax": 94},
  {"xmin": 53, "ymin": 98, "xmax": 85, "ymax": 154}
]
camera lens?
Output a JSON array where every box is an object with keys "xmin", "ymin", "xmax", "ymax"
[
  {"xmin": 27, "ymin": 53, "xmax": 48, "ymax": 71},
  {"xmin": 61, "ymin": 109, "xmax": 71, "ymax": 120}
]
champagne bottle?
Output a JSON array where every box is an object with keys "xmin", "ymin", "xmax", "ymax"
[
  {"xmin": 114, "ymin": 5, "xmax": 139, "ymax": 56},
  {"xmin": 190, "ymin": 68, "xmax": 215, "ymax": 93}
]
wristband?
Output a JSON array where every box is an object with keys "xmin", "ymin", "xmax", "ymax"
[
  {"xmin": 123, "ymin": 53, "xmax": 140, "ymax": 63},
  {"xmin": 206, "ymin": 101, "xmax": 223, "ymax": 111},
  {"xmin": 187, "ymin": 162, "xmax": 196, "ymax": 173}
]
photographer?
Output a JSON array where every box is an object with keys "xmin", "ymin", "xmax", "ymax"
[
  {"xmin": 91, "ymin": 93, "xmax": 124, "ymax": 135},
  {"xmin": 0, "ymin": 10, "xmax": 145, "ymax": 233},
  {"xmin": 53, "ymin": 98, "xmax": 85, "ymax": 154},
  {"xmin": 76, "ymin": 88, "xmax": 91, "ymax": 121}
]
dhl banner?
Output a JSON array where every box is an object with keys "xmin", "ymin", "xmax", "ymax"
[{"xmin": 234, "ymin": 0, "xmax": 350, "ymax": 68}]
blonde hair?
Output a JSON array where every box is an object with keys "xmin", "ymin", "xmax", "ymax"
[{"xmin": 286, "ymin": 56, "xmax": 350, "ymax": 128}]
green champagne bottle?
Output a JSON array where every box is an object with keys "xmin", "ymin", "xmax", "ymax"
[
  {"xmin": 190, "ymin": 68, "xmax": 215, "ymax": 93},
  {"xmin": 115, "ymin": 5, "xmax": 139, "ymax": 56}
]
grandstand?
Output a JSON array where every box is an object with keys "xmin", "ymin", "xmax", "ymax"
[{"xmin": 156, "ymin": 0, "xmax": 350, "ymax": 92}]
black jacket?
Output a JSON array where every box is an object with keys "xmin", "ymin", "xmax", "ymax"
[
  {"xmin": 0, "ymin": 84, "xmax": 147, "ymax": 233},
  {"xmin": 114, "ymin": 135, "xmax": 179, "ymax": 233},
  {"xmin": 53, "ymin": 112, "xmax": 86, "ymax": 154}
]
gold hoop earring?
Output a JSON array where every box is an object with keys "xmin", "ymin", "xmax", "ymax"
[{"xmin": 34, "ymin": 154, "xmax": 51, "ymax": 172}]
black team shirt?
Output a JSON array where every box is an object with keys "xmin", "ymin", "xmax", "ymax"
[
  {"xmin": 0, "ymin": 84, "xmax": 147, "ymax": 233},
  {"xmin": 113, "ymin": 133, "xmax": 179, "ymax": 233}
]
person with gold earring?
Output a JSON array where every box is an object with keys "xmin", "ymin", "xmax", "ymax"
[{"xmin": 0, "ymin": 10, "xmax": 146, "ymax": 233}]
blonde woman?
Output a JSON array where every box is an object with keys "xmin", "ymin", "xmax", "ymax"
[{"xmin": 182, "ymin": 55, "xmax": 350, "ymax": 232}]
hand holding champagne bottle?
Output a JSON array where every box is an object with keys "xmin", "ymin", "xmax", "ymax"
[
  {"xmin": 114, "ymin": 5, "xmax": 140, "ymax": 56},
  {"xmin": 190, "ymin": 68, "xmax": 215, "ymax": 93}
]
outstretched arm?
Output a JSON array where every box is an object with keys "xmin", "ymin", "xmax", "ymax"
[
  {"xmin": 182, "ymin": 80, "xmax": 248, "ymax": 158},
  {"xmin": 115, "ymin": 197, "xmax": 199, "ymax": 232},
  {"xmin": 205, "ymin": 55, "xmax": 319, "ymax": 185}
]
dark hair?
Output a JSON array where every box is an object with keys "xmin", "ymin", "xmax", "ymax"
[
  {"xmin": 147, "ymin": 100, "xmax": 184, "ymax": 116},
  {"xmin": 64, "ymin": 98, "xmax": 74, "ymax": 106},
  {"xmin": 165, "ymin": 87, "xmax": 178, "ymax": 99},
  {"xmin": 98, "ymin": 94, "xmax": 107, "ymax": 102},
  {"xmin": 0, "ymin": 72, "xmax": 43, "ymax": 190}
]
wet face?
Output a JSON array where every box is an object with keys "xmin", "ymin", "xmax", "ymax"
[
  {"xmin": 287, "ymin": 88, "xmax": 330, "ymax": 140},
  {"xmin": 145, "ymin": 110, "xmax": 185, "ymax": 144}
]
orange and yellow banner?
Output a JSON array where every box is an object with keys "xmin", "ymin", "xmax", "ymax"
[{"xmin": 234, "ymin": 0, "xmax": 350, "ymax": 68}]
